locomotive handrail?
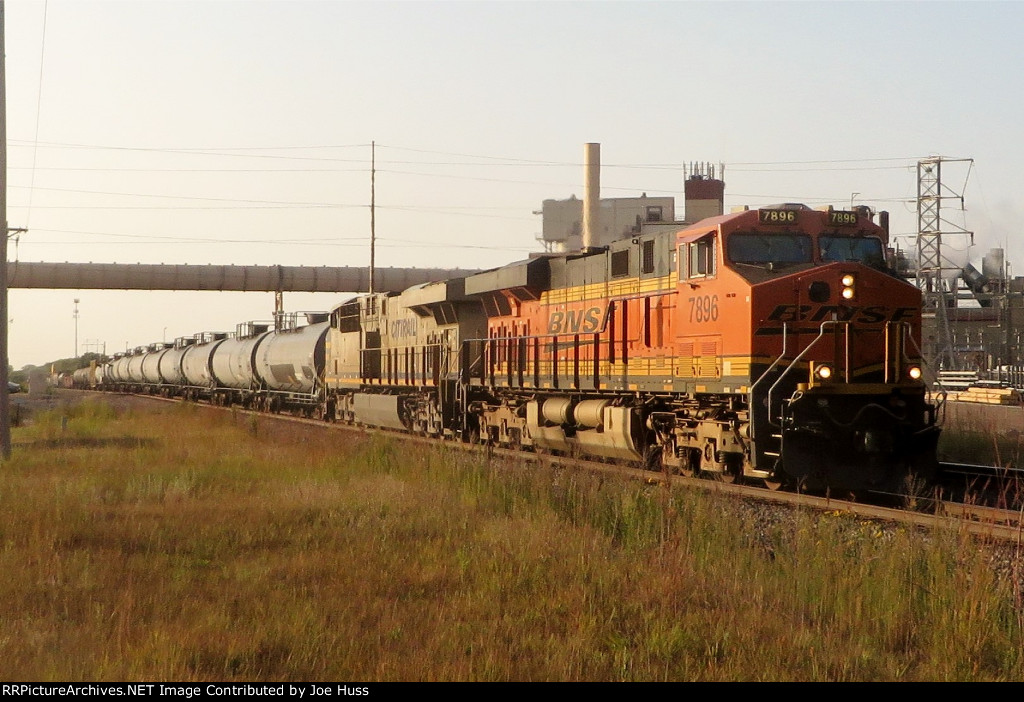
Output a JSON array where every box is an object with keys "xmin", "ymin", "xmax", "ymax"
[
  {"xmin": 463, "ymin": 330, "xmax": 613, "ymax": 392},
  {"xmin": 766, "ymin": 320, "xmax": 849, "ymax": 429},
  {"xmin": 900, "ymin": 323, "xmax": 947, "ymax": 425},
  {"xmin": 748, "ymin": 322, "xmax": 790, "ymax": 440},
  {"xmin": 883, "ymin": 321, "xmax": 921, "ymax": 383}
]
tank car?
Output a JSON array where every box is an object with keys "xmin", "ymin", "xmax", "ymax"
[
  {"xmin": 98, "ymin": 314, "xmax": 330, "ymax": 414},
  {"xmin": 158, "ymin": 337, "xmax": 194, "ymax": 391},
  {"xmin": 179, "ymin": 332, "xmax": 228, "ymax": 399},
  {"xmin": 208, "ymin": 323, "xmax": 271, "ymax": 406},
  {"xmin": 107, "ymin": 352, "xmax": 128, "ymax": 387},
  {"xmin": 141, "ymin": 343, "xmax": 171, "ymax": 387},
  {"xmin": 252, "ymin": 313, "xmax": 329, "ymax": 413},
  {"xmin": 72, "ymin": 366, "xmax": 94, "ymax": 389},
  {"xmin": 457, "ymin": 204, "xmax": 939, "ymax": 493},
  {"xmin": 126, "ymin": 346, "xmax": 149, "ymax": 387}
]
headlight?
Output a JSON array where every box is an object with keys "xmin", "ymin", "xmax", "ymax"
[
  {"xmin": 841, "ymin": 273, "xmax": 855, "ymax": 300},
  {"xmin": 815, "ymin": 364, "xmax": 833, "ymax": 380},
  {"xmin": 907, "ymin": 365, "xmax": 922, "ymax": 380}
]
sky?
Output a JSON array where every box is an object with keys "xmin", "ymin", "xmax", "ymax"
[{"xmin": 4, "ymin": 0, "xmax": 1023, "ymax": 368}]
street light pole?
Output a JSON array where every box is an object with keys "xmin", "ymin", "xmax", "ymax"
[{"xmin": 73, "ymin": 298, "xmax": 80, "ymax": 358}]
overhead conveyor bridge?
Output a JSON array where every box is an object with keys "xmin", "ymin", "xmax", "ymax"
[{"xmin": 6, "ymin": 262, "xmax": 480, "ymax": 293}]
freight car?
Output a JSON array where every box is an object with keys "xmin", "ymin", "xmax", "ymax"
[
  {"xmin": 97, "ymin": 203, "xmax": 940, "ymax": 494},
  {"xmin": 100, "ymin": 313, "xmax": 330, "ymax": 414}
]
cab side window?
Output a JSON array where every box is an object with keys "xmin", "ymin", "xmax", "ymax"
[{"xmin": 688, "ymin": 236, "xmax": 716, "ymax": 278}]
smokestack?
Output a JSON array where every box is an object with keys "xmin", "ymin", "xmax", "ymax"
[{"xmin": 582, "ymin": 143, "xmax": 600, "ymax": 250}]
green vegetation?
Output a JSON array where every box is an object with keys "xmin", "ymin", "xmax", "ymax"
[{"xmin": 1, "ymin": 397, "xmax": 1022, "ymax": 681}]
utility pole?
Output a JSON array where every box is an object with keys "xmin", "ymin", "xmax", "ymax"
[
  {"xmin": 369, "ymin": 140, "xmax": 376, "ymax": 295},
  {"xmin": 73, "ymin": 298, "xmax": 80, "ymax": 357},
  {"xmin": 0, "ymin": 1, "xmax": 11, "ymax": 459}
]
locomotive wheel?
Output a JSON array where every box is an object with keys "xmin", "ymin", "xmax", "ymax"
[
  {"xmin": 679, "ymin": 449, "xmax": 700, "ymax": 478},
  {"xmin": 763, "ymin": 471, "xmax": 787, "ymax": 491},
  {"xmin": 764, "ymin": 477, "xmax": 785, "ymax": 491}
]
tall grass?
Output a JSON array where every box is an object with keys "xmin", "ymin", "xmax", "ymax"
[{"xmin": 0, "ymin": 397, "xmax": 1021, "ymax": 681}]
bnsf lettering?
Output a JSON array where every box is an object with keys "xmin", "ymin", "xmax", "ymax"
[
  {"xmin": 547, "ymin": 306, "xmax": 604, "ymax": 334},
  {"xmin": 389, "ymin": 319, "xmax": 418, "ymax": 339},
  {"xmin": 766, "ymin": 304, "xmax": 917, "ymax": 324}
]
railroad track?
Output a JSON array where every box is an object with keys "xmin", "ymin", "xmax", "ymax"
[
  {"xmin": 83, "ymin": 390, "xmax": 1024, "ymax": 544},
  {"xmin": 940, "ymin": 460, "xmax": 1024, "ymax": 482}
]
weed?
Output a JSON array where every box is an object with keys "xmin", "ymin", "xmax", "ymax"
[{"xmin": 0, "ymin": 397, "xmax": 1022, "ymax": 681}]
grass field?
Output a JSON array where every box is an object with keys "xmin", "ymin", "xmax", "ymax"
[{"xmin": 1, "ymin": 396, "xmax": 1023, "ymax": 681}]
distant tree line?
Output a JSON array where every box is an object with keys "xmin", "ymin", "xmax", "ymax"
[{"xmin": 10, "ymin": 352, "xmax": 107, "ymax": 384}]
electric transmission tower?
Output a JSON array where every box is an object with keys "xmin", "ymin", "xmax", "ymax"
[{"xmin": 916, "ymin": 156, "xmax": 974, "ymax": 371}]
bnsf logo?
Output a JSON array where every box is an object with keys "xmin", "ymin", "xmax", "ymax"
[
  {"xmin": 547, "ymin": 306, "xmax": 605, "ymax": 334},
  {"xmin": 766, "ymin": 304, "xmax": 917, "ymax": 324}
]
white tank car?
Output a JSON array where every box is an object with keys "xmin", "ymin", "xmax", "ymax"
[
  {"xmin": 181, "ymin": 333, "xmax": 227, "ymax": 390},
  {"xmin": 141, "ymin": 344, "xmax": 171, "ymax": 385},
  {"xmin": 254, "ymin": 315, "xmax": 329, "ymax": 395},
  {"xmin": 210, "ymin": 323, "xmax": 272, "ymax": 390},
  {"xmin": 105, "ymin": 354, "xmax": 125, "ymax": 384},
  {"xmin": 158, "ymin": 338, "xmax": 194, "ymax": 386},
  {"xmin": 126, "ymin": 348, "xmax": 149, "ymax": 384}
]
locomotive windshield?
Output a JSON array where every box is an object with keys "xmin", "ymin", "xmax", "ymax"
[
  {"xmin": 819, "ymin": 235, "xmax": 885, "ymax": 266},
  {"xmin": 728, "ymin": 233, "xmax": 812, "ymax": 266}
]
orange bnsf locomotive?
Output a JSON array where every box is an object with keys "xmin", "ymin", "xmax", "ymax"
[{"xmin": 323, "ymin": 203, "xmax": 940, "ymax": 493}]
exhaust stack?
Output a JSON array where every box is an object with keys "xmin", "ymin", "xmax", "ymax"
[{"xmin": 582, "ymin": 143, "xmax": 600, "ymax": 250}]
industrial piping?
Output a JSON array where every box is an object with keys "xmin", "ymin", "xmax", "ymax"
[{"xmin": 6, "ymin": 262, "xmax": 480, "ymax": 293}]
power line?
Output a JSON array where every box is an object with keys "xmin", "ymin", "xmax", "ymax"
[
  {"xmin": 7, "ymin": 140, "xmax": 372, "ymax": 163},
  {"xmin": 24, "ymin": 0, "xmax": 48, "ymax": 230},
  {"xmin": 7, "ymin": 184, "xmax": 365, "ymax": 207},
  {"xmin": 8, "ymin": 166, "xmax": 369, "ymax": 173}
]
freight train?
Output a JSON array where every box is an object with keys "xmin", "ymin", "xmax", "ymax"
[{"xmin": 92, "ymin": 204, "xmax": 941, "ymax": 493}]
